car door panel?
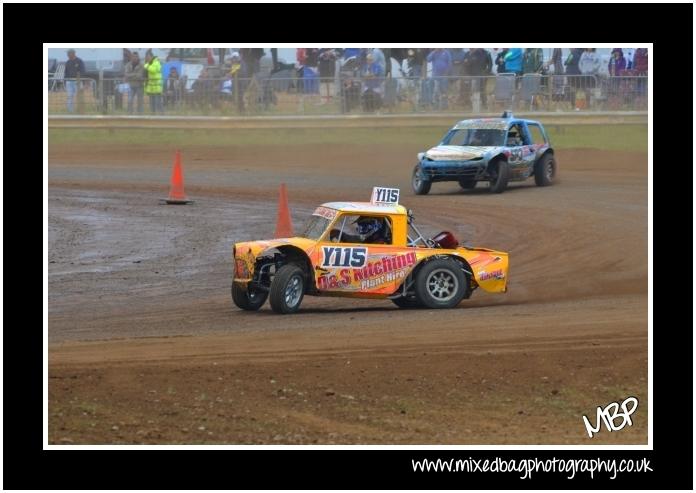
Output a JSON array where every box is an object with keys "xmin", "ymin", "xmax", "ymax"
[{"xmin": 312, "ymin": 242, "xmax": 417, "ymax": 295}]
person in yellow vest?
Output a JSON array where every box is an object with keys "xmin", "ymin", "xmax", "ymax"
[{"xmin": 144, "ymin": 49, "xmax": 163, "ymax": 114}]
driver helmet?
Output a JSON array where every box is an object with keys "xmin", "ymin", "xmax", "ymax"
[
  {"xmin": 470, "ymin": 130, "xmax": 484, "ymax": 145},
  {"xmin": 355, "ymin": 217, "xmax": 385, "ymax": 240}
]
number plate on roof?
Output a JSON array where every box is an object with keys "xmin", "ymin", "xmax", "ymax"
[{"xmin": 370, "ymin": 187, "xmax": 399, "ymax": 206}]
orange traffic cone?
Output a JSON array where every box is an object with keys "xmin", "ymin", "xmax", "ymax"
[
  {"xmin": 161, "ymin": 150, "xmax": 193, "ymax": 204},
  {"xmin": 274, "ymin": 183, "xmax": 294, "ymax": 238}
]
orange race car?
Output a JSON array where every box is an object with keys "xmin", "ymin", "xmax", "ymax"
[{"xmin": 232, "ymin": 187, "xmax": 509, "ymax": 314}]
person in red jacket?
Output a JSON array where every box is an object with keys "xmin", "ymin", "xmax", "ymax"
[
  {"xmin": 633, "ymin": 48, "xmax": 648, "ymax": 75},
  {"xmin": 633, "ymin": 48, "xmax": 648, "ymax": 99}
]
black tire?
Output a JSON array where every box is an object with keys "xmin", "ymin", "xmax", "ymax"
[
  {"xmin": 231, "ymin": 283, "xmax": 268, "ymax": 311},
  {"xmin": 414, "ymin": 258, "xmax": 467, "ymax": 309},
  {"xmin": 391, "ymin": 295, "xmax": 423, "ymax": 309},
  {"xmin": 412, "ymin": 164, "xmax": 432, "ymax": 195},
  {"xmin": 458, "ymin": 177, "xmax": 477, "ymax": 189},
  {"xmin": 269, "ymin": 264, "xmax": 305, "ymax": 314},
  {"xmin": 488, "ymin": 159, "xmax": 509, "ymax": 193},
  {"xmin": 534, "ymin": 153, "xmax": 556, "ymax": 186}
]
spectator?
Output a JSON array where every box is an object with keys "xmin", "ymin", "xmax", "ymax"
[
  {"xmin": 318, "ymin": 49, "xmax": 337, "ymax": 104},
  {"xmin": 503, "ymin": 48, "xmax": 523, "ymax": 75},
  {"xmin": 144, "ymin": 49, "xmax": 163, "ymax": 114},
  {"xmin": 494, "ymin": 48, "xmax": 508, "ymax": 74},
  {"xmin": 296, "ymin": 48, "xmax": 307, "ymax": 67},
  {"xmin": 124, "ymin": 51, "xmax": 144, "ymax": 114},
  {"xmin": 122, "ymin": 48, "xmax": 133, "ymax": 65},
  {"xmin": 623, "ymin": 48, "xmax": 634, "ymax": 70},
  {"xmin": 342, "ymin": 48, "xmax": 361, "ymax": 60},
  {"xmin": 522, "ymin": 48, "xmax": 544, "ymax": 74},
  {"xmin": 633, "ymin": 48, "xmax": 648, "ymax": 97},
  {"xmin": 297, "ymin": 48, "xmax": 319, "ymax": 94},
  {"xmin": 220, "ymin": 73, "xmax": 234, "ymax": 103},
  {"xmin": 227, "ymin": 52, "xmax": 247, "ymax": 113},
  {"xmin": 388, "ymin": 48, "xmax": 409, "ymax": 67},
  {"xmin": 563, "ymin": 48, "xmax": 584, "ymax": 108},
  {"xmin": 466, "ymin": 48, "xmax": 492, "ymax": 76},
  {"xmin": 450, "ymin": 48, "xmax": 468, "ymax": 107},
  {"xmin": 578, "ymin": 48, "xmax": 601, "ymax": 108},
  {"xmin": 381, "ymin": 48, "xmax": 393, "ymax": 76},
  {"xmin": 406, "ymin": 49, "xmax": 426, "ymax": 78},
  {"xmin": 607, "ymin": 49, "xmax": 627, "ymax": 103},
  {"xmin": 546, "ymin": 48, "xmax": 564, "ymax": 75},
  {"xmin": 578, "ymin": 48, "xmax": 600, "ymax": 75},
  {"xmin": 633, "ymin": 48, "xmax": 648, "ymax": 75},
  {"xmin": 64, "ymin": 49, "xmax": 86, "ymax": 113},
  {"xmin": 450, "ymin": 48, "xmax": 467, "ymax": 76},
  {"xmin": 564, "ymin": 48, "xmax": 583, "ymax": 76},
  {"xmin": 608, "ymin": 48, "xmax": 626, "ymax": 76},
  {"xmin": 361, "ymin": 53, "xmax": 384, "ymax": 111},
  {"xmin": 427, "ymin": 48, "xmax": 452, "ymax": 109},
  {"xmin": 304, "ymin": 48, "xmax": 319, "ymax": 70},
  {"xmin": 228, "ymin": 52, "xmax": 244, "ymax": 77},
  {"xmin": 240, "ymin": 48, "xmax": 264, "ymax": 78},
  {"xmin": 192, "ymin": 67, "xmax": 218, "ymax": 111},
  {"xmin": 164, "ymin": 66, "xmax": 182, "ymax": 109},
  {"xmin": 370, "ymin": 48, "xmax": 386, "ymax": 72},
  {"xmin": 465, "ymin": 48, "xmax": 492, "ymax": 108},
  {"xmin": 427, "ymin": 48, "xmax": 452, "ymax": 78}
]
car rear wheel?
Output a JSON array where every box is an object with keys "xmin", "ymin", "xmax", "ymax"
[
  {"xmin": 488, "ymin": 159, "xmax": 509, "ymax": 194},
  {"xmin": 458, "ymin": 177, "xmax": 477, "ymax": 189},
  {"xmin": 269, "ymin": 264, "xmax": 305, "ymax": 314},
  {"xmin": 414, "ymin": 258, "xmax": 467, "ymax": 309},
  {"xmin": 534, "ymin": 153, "xmax": 556, "ymax": 186},
  {"xmin": 231, "ymin": 283, "xmax": 268, "ymax": 311},
  {"xmin": 412, "ymin": 164, "xmax": 432, "ymax": 195}
]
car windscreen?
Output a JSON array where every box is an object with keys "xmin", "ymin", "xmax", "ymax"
[
  {"xmin": 442, "ymin": 128, "xmax": 506, "ymax": 147},
  {"xmin": 301, "ymin": 215, "xmax": 332, "ymax": 240}
]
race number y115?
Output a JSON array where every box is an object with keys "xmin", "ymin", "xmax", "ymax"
[{"xmin": 371, "ymin": 187, "xmax": 399, "ymax": 205}]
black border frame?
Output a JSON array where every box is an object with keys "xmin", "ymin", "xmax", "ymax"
[{"xmin": 13, "ymin": 2, "xmax": 692, "ymax": 489}]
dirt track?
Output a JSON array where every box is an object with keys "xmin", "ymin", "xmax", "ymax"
[{"xmin": 48, "ymin": 138, "xmax": 648, "ymax": 444}]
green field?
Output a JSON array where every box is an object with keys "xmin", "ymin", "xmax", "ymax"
[{"xmin": 49, "ymin": 124, "xmax": 647, "ymax": 153}]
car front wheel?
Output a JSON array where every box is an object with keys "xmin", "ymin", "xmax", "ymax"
[
  {"xmin": 269, "ymin": 264, "xmax": 305, "ymax": 314},
  {"xmin": 488, "ymin": 159, "xmax": 509, "ymax": 194},
  {"xmin": 412, "ymin": 164, "xmax": 432, "ymax": 195},
  {"xmin": 534, "ymin": 153, "xmax": 556, "ymax": 186},
  {"xmin": 231, "ymin": 283, "xmax": 269, "ymax": 311}
]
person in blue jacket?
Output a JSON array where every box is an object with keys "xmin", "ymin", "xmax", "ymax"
[
  {"xmin": 502, "ymin": 48, "xmax": 523, "ymax": 75},
  {"xmin": 361, "ymin": 53, "xmax": 384, "ymax": 111},
  {"xmin": 427, "ymin": 48, "xmax": 452, "ymax": 109}
]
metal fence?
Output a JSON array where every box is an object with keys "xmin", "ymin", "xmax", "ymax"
[{"xmin": 47, "ymin": 73, "xmax": 648, "ymax": 116}]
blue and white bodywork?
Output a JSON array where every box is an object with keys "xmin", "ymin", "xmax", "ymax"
[{"xmin": 412, "ymin": 112, "xmax": 557, "ymax": 194}]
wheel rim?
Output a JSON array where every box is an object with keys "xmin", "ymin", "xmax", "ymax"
[
  {"xmin": 284, "ymin": 275, "xmax": 303, "ymax": 307},
  {"xmin": 426, "ymin": 269, "xmax": 459, "ymax": 302},
  {"xmin": 545, "ymin": 159, "xmax": 555, "ymax": 181}
]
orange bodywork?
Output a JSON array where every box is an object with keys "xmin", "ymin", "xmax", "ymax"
[{"xmin": 233, "ymin": 202, "xmax": 508, "ymax": 298}]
